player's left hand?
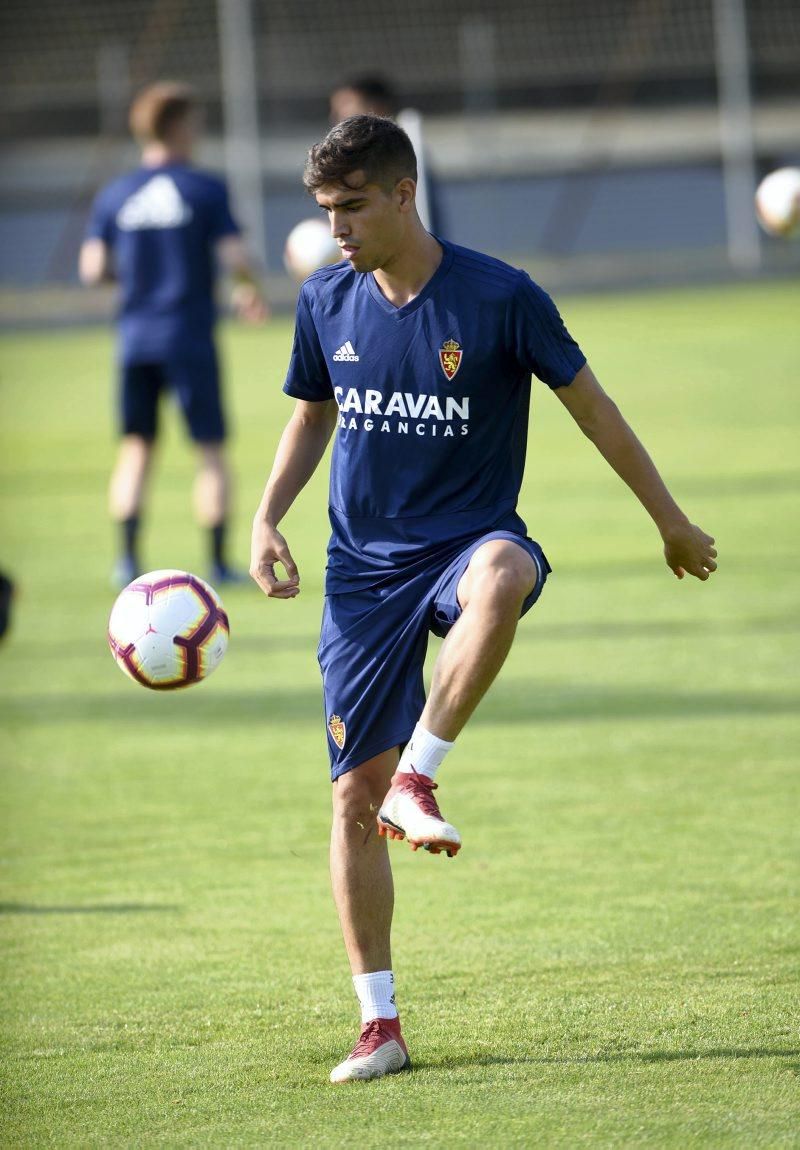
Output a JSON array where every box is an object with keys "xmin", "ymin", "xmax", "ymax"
[
  {"xmin": 232, "ymin": 282, "xmax": 270, "ymax": 324},
  {"xmin": 662, "ymin": 523, "xmax": 717, "ymax": 581}
]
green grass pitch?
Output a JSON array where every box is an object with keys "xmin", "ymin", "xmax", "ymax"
[{"xmin": 1, "ymin": 281, "xmax": 798, "ymax": 1146}]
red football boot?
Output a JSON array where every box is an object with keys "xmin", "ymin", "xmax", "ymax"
[
  {"xmin": 377, "ymin": 769, "xmax": 461, "ymax": 857},
  {"xmin": 329, "ymin": 1016, "xmax": 411, "ymax": 1083}
]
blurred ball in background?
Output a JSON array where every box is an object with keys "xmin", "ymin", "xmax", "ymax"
[
  {"xmin": 283, "ymin": 218, "xmax": 342, "ymax": 282},
  {"xmin": 755, "ymin": 167, "xmax": 800, "ymax": 238}
]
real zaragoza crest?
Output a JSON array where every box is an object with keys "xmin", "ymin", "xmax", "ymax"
[
  {"xmin": 439, "ymin": 338, "xmax": 462, "ymax": 381},
  {"xmin": 327, "ymin": 713, "xmax": 346, "ymax": 750}
]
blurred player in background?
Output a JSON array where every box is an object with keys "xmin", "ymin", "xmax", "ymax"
[
  {"xmin": 250, "ymin": 116, "xmax": 716, "ymax": 1083},
  {"xmin": 79, "ymin": 82, "xmax": 267, "ymax": 587},
  {"xmin": 329, "ymin": 76, "xmax": 398, "ymax": 123},
  {"xmin": 329, "ymin": 75, "xmax": 439, "ymax": 235}
]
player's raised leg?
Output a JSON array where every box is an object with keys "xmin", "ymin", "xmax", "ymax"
[
  {"xmin": 424, "ymin": 539, "xmax": 538, "ymax": 738},
  {"xmin": 329, "ymin": 747, "xmax": 411, "ymax": 1083},
  {"xmin": 378, "ymin": 539, "xmax": 539, "ymax": 854},
  {"xmin": 109, "ymin": 434, "xmax": 155, "ymax": 586}
]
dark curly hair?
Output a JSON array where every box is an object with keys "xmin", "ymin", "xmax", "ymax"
[{"xmin": 304, "ymin": 115, "xmax": 417, "ymax": 194}]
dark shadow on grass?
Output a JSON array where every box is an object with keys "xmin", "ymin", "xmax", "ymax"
[
  {"xmin": 0, "ymin": 902, "xmax": 180, "ymax": 915},
  {"xmin": 419, "ymin": 1046, "xmax": 800, "ymax": 1071},
  {"xmin": 477, "ymin": 683, "xmax": 798, "ymax": 724},
  {"xmin": 0, "ymin": 688, "xmax": 322, "ymax": 727},
  {"xmin": 555, "ymin": 553, "xmax": 791, "ymax": 580},
  {"xmin": 520, "ymin": 613, "xmax": 800, "ymax": 643},
  {"xmin": 22, "ymin": 615, "xmax": 798, "ymax": 668},
  {"xmin": 675, "ymin": 469, "xmax": 800, "ymax": 499},
  {"xmin": 27, "ymin": 632, "xmax": 318, "ymax": 658},
  {"xmin": 2, "ymin": 683, "xmax": 795, "ymax": 727}
]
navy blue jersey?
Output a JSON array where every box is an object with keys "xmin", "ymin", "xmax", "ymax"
[
  {"xmin": 86, "ymin": 164, "xmax": 239, "ymax": 363},
  {"xmin": 284, "ymin": 240, "xmax": 586, "ymax": 593}
]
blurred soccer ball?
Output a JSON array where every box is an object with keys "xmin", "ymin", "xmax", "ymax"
[
  {"xmin": 283, "ymin": 218, "xmax": 341, "ymax": 282},
  {"xmin": 755, "ymin": 167, "xmax": 800, "ymax": 238},
  {"xmin": 108, "ymin": 570, "xmax": 229, "ymax": 690}
]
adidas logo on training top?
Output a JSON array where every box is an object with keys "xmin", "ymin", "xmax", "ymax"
[
  {"xmin": 333, "ymin": 341, "xmax": 359, "ymax": 362},
  {"xmin": 117, "ymin": 175, "xmax": 193, "ymax": 231}
]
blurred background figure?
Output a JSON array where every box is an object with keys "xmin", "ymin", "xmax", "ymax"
[
  {"xmin": 329, "ymin": 75, "xmax": 399, "ymax": 123},
  {"xmin": 0, "ymin": 2, "xmax": 798, "ymax": 313},
  {"xmin": 0, "ymin": 571, "xmax": 14, "ymax": 642},
  {"xmin": 328, "ymin": 74, "xmax": 440, "ymax": 235},
  {"xmin": 78, "ymin": 82, "xmax": 267, "ymax": 588}
]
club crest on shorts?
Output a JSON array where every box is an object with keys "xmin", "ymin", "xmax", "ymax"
[
  {"xmin": 327, "ymin": 713, "xmax": 346, "ymax": 750},
  {"xmin": 439, "ymin": 338, "xmax": 462, "ymax": 381}
]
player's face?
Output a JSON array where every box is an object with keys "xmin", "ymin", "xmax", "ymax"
[{"xmin": 315, "ymin": 173, "xmax": 406, "ymax": 273}]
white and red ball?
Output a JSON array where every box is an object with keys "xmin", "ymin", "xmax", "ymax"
[
  {"xmin": 108, "ymin": 570, "xmax": 229, "ymax": 690},
  {"xmin": 283, "ymin": 217, "xmax": 341, "ymax": 282},
  {"xmin": 755, "ymin": 167, "xmax": 800, "ymax": 238}
]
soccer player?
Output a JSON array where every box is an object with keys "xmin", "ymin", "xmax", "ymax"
[
  {"xmin": 79, "ymin": 82, "xmax": 267, "ymax": 587},
  {"xmin": 249, "ymin": 116, "xmax": 717, "ymax": 1083}
]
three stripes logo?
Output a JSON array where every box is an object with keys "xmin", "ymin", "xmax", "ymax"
[{"xmin": 333, "ymin": 340, "xmax": 359, "ymax": 362}]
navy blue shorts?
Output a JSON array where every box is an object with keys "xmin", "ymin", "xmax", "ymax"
[
  {"xmin": 318, "ymin": 530, "xmax": 551, "ymax": 780},
  {"xmin": 120, "ymin": 348, "xmax": 225, "ymax": 442}
]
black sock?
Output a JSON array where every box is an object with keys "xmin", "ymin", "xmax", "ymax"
[
  {"xmin": 210, "ymin": 522, "xmax": 226, "ymax": 569},
  {"xmin": 121, "ymin": 515, "xmax": 140, "ymax": 565}
]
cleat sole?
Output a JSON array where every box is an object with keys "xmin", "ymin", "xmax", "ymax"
[
  {"xmin": 378, "ymin": 816, "xmax": 461, "ymax": 857},
  {"xmin": 377, "ymin": 817, "xmax": 405, "ymax": 841},
  {"xmin": 420, "ymin": 840, "xmax": 462, "ymax": 856}
]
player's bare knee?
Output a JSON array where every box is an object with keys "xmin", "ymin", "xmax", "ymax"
[
  {"xmin": 465, "ymin": 547, "xmax": 537, "ymax": 610},
  {"xmin": 332, "ymin": 768, "xmax": 384, "ymax": 826},
  {"xmin": 119, "ymin": 435, "xmax": 152, "ymax": 471},
  {"xmin": 495, "ymin": 561, "xmax": 536, "ymax": 601}
]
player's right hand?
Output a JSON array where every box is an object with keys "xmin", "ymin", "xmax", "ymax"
[{"xmin": 250, "ymin": 519, "xmax": 300, "ymax": 599}]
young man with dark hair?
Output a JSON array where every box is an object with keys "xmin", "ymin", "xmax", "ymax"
[
  {"xmin": 80, "ymin": 81, "xmax": 267, "ymax": 587},
  {"xmin": 250, "ymin": 115, "xmax": 717, "ymax": 1083}
]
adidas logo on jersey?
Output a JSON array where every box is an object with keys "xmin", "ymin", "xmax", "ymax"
[
  {"xmin": 117, "ymin": 175, "xmax": 193, "ymax": 231},
  {"xmin": 333, "ymin": 340, "xmax": 359, "ymax": 362}
]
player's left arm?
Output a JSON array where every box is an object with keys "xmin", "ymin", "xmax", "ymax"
[
  {"xmin": 216, "ymin": 235, "xmax": 269, "ymax": 323},
  {"xmin": 78, "ymin": 238, "xmax": 114, "ymax": 286},
  {"xmin": 556, "ymin": 363, "xmax": 717, "ymax": 581}
]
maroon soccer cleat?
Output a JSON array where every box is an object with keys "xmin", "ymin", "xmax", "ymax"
[
  {"xmin": 377, "ymin": 769, "xmax": 461, "ymax": 857},
  {"xmin": 329, "ymin": 1016, "xmax": 411, "ymax": 1083}
]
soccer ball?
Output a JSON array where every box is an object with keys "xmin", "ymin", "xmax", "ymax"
[
  {"xmin": 755, "ymin": 167, "xmax": 800, "ymax": 237},
  {"xmin": 108, "ymin": 570, "xmax": 229, "ymax": 690},
  {"xmin": 283, "ymin": 218, "xmax": 341, "ymax": 282}
]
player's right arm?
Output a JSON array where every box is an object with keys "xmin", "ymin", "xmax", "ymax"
[{"xmin": 250, "ymin": 398, "xmax": 338, "ymax": 599}]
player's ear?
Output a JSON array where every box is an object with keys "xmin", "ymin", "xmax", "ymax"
[{"xmin": 395, "ymin": 177, "xmax": 416, "ymax": 213}]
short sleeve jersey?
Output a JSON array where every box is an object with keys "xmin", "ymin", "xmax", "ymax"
[
  {"xmin": 86, "ymin": 163, "xmax": 239, "ymax": 363},
  {"xmin": 284, "ymin": 240, "xmax": 586, "ymax": 593}
]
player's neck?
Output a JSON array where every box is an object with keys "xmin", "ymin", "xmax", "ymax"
[
  {"xmin": 372, "ymin": 228, "xmax": 443, "ymax": 309},
  {"xmin": 141, "ymin": 143, "xmax": 191, "ymax": 168}
]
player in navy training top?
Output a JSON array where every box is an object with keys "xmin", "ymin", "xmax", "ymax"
[
  {"xmin": 80, "ymin": 82, "xmax": 267, "ymax": 587},
  {"xmin": 250, "ymin": 116, "xmax": 717, "ymax": 1083}
]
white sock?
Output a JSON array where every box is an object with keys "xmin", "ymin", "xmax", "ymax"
[
  {"xmin": 397, "ymin": 723, "xmax": 454, "ymax": 781},
  {"xmin": 353, "ymin": 970, "xmax": 398, "ymax": 1022}
]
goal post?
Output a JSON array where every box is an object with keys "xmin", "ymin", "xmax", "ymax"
[{"xmin": 217, "ymin": 0, "xmax": 267, "ymax": 271}]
